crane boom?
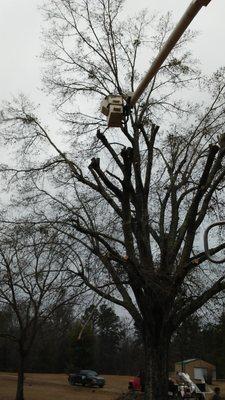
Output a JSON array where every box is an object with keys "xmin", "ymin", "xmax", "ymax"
[{"xmin": 130, "ymin": 0, "xmax": 212, "ymax": 107}]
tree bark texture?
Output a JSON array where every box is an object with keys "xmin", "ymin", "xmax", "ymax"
[
  {"xmin": 143, "ymin": 328, "xmax": 170, "ymax": 400},
  {"xmin": 16, "ymin": 355, "xmax": 25, "ymax": 400}
]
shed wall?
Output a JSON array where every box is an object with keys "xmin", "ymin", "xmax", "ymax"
[{"xmin": 175, "ymin": 360, "xmax": 216, "ymax": 382}]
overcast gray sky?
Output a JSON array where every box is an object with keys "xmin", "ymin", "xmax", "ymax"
[{"xmin": 0, "ymin": 0, "xmax": 224, "ymax": 113}]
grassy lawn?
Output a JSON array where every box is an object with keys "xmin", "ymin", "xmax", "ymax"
[
  {"xmin": 1, "ymin": 373, "xmax": 225, "ymax": 400},
  {"xmin": 0, "ymin": 373, "xmax": 129, "ymax": 400}
]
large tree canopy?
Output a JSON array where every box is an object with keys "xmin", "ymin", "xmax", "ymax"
[{"xmin": 0, "ymin": 1, "xmax": 225, "ymax": 399}]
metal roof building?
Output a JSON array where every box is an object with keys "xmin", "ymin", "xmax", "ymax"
[{"xmin": 175, "ymin": 359, "xmax": 216, "ymax": 383}]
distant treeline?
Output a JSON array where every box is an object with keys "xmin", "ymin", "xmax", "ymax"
[
  {"xmin": 0, "ymin": 303, "xmax": 144, "ymax": 375},
  {"xmin": 0, "ymin": 303, "xmax": 225, "ymax": 377}
]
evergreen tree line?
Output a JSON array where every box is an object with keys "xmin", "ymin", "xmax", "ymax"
[
  {"xmin": 170, "ymin": 313, "xmax": 225, "ymax": 379},
  {"xmin": 1, "ymin": 303, "xmax": 225, "ymax": 378},
  {"xmin": 0, "ymin": 303, "xmax": 144, "ymax": 376}
]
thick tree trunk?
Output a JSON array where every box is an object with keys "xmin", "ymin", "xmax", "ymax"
[
  {"xmin": 143, "ymin": 329, "xmax": 170, "ymax": 400},
  {"xmin": 16, "ymin": 355, "xmax": 25, "ymax": 400}
]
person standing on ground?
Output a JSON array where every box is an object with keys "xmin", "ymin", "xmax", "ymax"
[{"xmin": 212, "ymin": 387, "xmax": 221, "ymax": 400}]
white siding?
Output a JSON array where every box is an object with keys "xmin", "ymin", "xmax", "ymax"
[{"xmin": 194, "ymin": 368, "xmax": 207, "ymax": 380}]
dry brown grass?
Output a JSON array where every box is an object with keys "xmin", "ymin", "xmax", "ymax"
[
  {"xmin": 0, "ymin": 372, "xmax": 130, "ymax": 400},
  {"xmin": 1, "ymin": 373, "xmax": 225, "ymax": 400}
]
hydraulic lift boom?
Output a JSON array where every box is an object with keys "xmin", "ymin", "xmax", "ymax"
[
  {"xmin": 101, "ymin": 0, "xmax": 212, "ymax": 127},
  {"xmin": 130, "ymin": 0, "xmax": 212, "ymax": 107}
]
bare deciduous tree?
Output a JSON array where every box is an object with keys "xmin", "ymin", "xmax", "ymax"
[{"xmin": 0, "ymin": 223, "xmax": 83, "ymax": 400}]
